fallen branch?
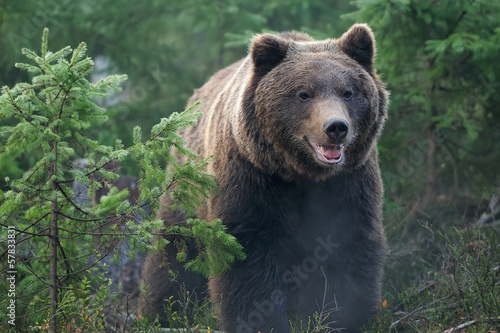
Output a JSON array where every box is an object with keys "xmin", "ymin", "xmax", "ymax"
[
  {"xmin": 389, "ymin": 294, "xmax": 453, "ymax": 330},
  {"xmin": 443, "ymin": 317, "xmax": 500, "ymax": 333},
  {"xmin": 443, "ymin": 319, "xmax": 477, "ymax": 333}
]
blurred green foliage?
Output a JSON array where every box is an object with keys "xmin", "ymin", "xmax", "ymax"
[{"xmin": 349, "ymin": 0, "xmax": 500, "ymax": 207}]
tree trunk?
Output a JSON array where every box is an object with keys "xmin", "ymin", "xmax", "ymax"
[
  {"xmin": 49, "ymin": 139, "xmax": 58, "ymax": 333},
  {"xmin": 424, "ymin": 121, "xmax": 437, "ymax": 207}
]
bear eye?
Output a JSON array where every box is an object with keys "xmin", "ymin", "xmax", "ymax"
[
  {"xmin": 343, "ymin": 90, "xmax": 353, "ymax": 100},
  {"xmin": 298, "ymin": 92, "xmax": 311, "ymax": 102}
]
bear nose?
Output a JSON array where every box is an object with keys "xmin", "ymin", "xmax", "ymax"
[{"xmin": 323, "ymin": 119, "xmax": 349, "ymax": 142}]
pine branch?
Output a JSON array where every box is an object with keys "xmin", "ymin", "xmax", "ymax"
[
  {"xmin": 0, "ymin": 222, "xmax": 50, "ymax": 237},
  {"xmin": 56, "ymin": 183, "xmax": 88, "ymax": 215},
  {"xmin": 56, "ymin": 159, "xmax": 118, "ymax": 184},
  {"xmin": 4, "ymin": 88, "xmax": 36, "ymax": 128}
]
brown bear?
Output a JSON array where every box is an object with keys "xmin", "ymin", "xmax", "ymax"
[{"xmin": 142, "ymin": 23, "xmax": 389, "ymax": 333}]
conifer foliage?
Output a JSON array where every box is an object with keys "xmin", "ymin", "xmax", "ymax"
[{"xmin": 0, "ymin": 29, "xmax": 244, "ymax": 332}]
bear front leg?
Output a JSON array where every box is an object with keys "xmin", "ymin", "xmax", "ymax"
[
  {"xmin": 334, "ymin": 265, "xmax": 384, "ymax": 332},
  {"xmin": 210, "ymin": 258, "xmax": 289, "ymax": 333}
]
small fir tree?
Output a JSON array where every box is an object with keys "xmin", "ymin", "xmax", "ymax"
[{"xmin": 0, "ymin": 28, "xmax": 244, "ymax": 332}]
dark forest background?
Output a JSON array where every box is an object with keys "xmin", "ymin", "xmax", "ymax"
[{"xmin": 1, "ymin": 0, "xmax": 499, "ymax": 332}]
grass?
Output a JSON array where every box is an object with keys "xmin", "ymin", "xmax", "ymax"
[{"xmin": 366, "ymin": 224, "xmax": 500, "ymax": 332}]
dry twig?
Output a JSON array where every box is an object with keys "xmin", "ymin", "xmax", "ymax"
[{"xmin": 389, "ymin": 294, "xmax": 453, "ymax": 330}]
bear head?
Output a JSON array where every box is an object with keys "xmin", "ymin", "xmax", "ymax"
[{"xmin": 239, "ymin": 24, "xmax": 389, "ymax": 182}]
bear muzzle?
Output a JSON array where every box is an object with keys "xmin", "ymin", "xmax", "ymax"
[
  {"xmin": 305, "ymin": 118, "xmax": 351, "ymax": 165},
  {"xmin": 308, "ymin": 140, "xmax": 345, "ymax": 165}
]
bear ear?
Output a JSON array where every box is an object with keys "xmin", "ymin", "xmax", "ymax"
[
  {"xmin": 250, "ymin": 34, "xmax": 290, "ymax": 74},
  {"xmin": 337, "ymin": 24, "xmax": 376, "ymax": 72}
]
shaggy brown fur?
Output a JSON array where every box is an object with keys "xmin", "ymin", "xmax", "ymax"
[{"xmin": 142, "ymin": 24, "xmax": 389, "ymax": 333}]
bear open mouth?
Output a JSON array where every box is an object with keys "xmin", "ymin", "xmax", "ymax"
[{"xmin": 309, "ymin": 141, "xmax": 345, "ymax": 164}]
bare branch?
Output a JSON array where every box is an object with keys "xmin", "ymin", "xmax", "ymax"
[
  {"xmin": 390, "ymin": 294, "xmax": 453, "ymax": 330},
  {"xmin": 56, "ymin": 182, "xmax": 87, "ymax": 215},
  {"xmin": 384, "ymin": 123, "xmax": 430, "ymax": 157},
  {"xmin": 443, "ymin": 319, "xmax": 477, "ymax": 333}
]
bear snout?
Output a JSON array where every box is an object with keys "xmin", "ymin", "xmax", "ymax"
[{"xmin": 323, "ymin": 119, "xmax": 349, "ymax": 143}]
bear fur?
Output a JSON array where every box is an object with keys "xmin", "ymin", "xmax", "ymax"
[{"xmin": 142, "ymin": 23, "xmax": 389, "ymax": 333}]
